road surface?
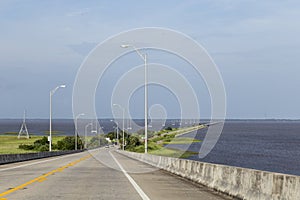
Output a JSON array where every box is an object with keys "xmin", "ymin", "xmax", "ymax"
[{"xmin": 0, "ymin": 149, "xmax": 230, "ymax": 200}]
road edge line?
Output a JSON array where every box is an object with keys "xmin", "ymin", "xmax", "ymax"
[{"xmin": 109, "ymin": 151, "xmax": 150, "ymax": 200}]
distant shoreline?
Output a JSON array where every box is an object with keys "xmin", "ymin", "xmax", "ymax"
[{"xmin": 0, "ymin": 118, "xmax": 300, "ymax": 121}]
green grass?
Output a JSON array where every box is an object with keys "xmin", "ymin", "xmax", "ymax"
[
  {"xmin": 127, "ymin": 141, "xmax": 198, "ymax": 159},
  {"xmin": 148, "ymin": 140, "xmax": 198, "ymax": 158},
  {"xmin": 126, "ymin": 125, "xmax": 205, "ymax": 158},
  {"xmin": 149, "ymin": 147, "xmax": 198, "ymax": 159},
  {"xmin": 163, "ymin": 137, "xmax": 201, "ymax": 144},
  {"xmin": 0, "ymin": 135, "xmax": 65, "ymax": 154},
  {"xmin": 43, "ymin": 130, "xmax": 64, "ymax": 135}
]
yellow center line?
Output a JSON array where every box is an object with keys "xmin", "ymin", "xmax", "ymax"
[{"xmin": 0, "ymin": 154, "xmax": 91, "ymax": 199}]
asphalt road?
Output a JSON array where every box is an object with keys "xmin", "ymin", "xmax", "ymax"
[{"xmin": 0, "ymin": 149, "xmax": 230, "ymax": 200}]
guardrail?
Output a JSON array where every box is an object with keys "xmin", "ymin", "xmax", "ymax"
[
  {"xmin": 0, "ymin": 150, "xmax": 84, "ymax": 165},
  {"xmin": 118, "ymin": 150, "xmax": 300, "ymax": 200}
]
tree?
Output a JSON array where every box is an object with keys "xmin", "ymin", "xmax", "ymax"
[
  {"xmin": 105, "ymin": 131, "xmax": 116, "ymax": 141},
  {"xmin": 56, "ymin": 136, "xmax": 83, "ymax": 150},
  {"xmin": 136, "ymin": 129, "xmax": 155, "ymax": 138},
  {"xmin": 128, "ymin": 135, "xmax": 141, "ymax": 147},
  {"xmin": 124, "ymin": 135, "xmax": 142, "ymax": 150},
  {"xmin": 89, "ymin": 136, "xmax": 108, "ymax": 148},
  {"xmin": 165, "ymin": 126, "xmax": 173, "ymax": 131}
]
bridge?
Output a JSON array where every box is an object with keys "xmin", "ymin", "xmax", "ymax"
[
  {"xmin": 1, "ymin": 148, "xmax": 299, "ymax": 199},
  {"xmin": 0, "ymin": 148, "xmax": 229, "ymax": 200}
]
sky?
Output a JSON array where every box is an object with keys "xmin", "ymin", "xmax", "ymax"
[{"xmin": 0, "ymin": 0, "xmax": 300, "ymax": 119}]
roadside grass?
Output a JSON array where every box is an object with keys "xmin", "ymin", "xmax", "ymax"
[
  {"xmin": 127, "ymin": 141, "xmax": 198, "ymax": 159},
  {"xmin": 162, "ymin": 137, "xmax": 201, "ymax": 145},
  {"xmin": 0, "ymin": 135, "xmax": 65, "ymax": 154},
  {"xmin": 126, "ymin": 125, "xmax": 205, "ymax": 158},
  {"xmin": 149, "ymin": 147, "xmax": 198, "ymax": 159}
]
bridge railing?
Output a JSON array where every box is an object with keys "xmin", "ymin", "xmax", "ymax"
[
  {"xmin": 0, "ymin": 150, "xmax": 84, "ymax": 165},
  {"xmin": 118, "ymin": 150, "xmax": 300, "ymax": 200}
]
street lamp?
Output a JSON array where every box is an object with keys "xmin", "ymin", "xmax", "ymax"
[
  {"xmin": 85, "ymin": 123, "xmax": 92, "ymax": 149},
  {"xmin": 98, "ymin": 127, "xmax": 103, "ymax": 147},
  {"xmin": 113, "ymin": 126, "xmax": 118, "ymax": 144},
  {"xmin": 75, "ymin": 113, "xmax": 85, "ymax": 150},
  {"xmin": 111, "ymin": 119, "xmax": 119, "ymax": 143},
  {"xmin": 49, "ymin": 84, "xmax": 66, "ymax": 152},
  {"xmin": 113, "ymin": 104, "xmax": 125, "ymax": 150},
  {"xmin": 128, "ymin": 118, "xmax": 132, "ymax": 130},
  {"xmin": 91, "ymin": 129, "xmax": 97, "ymax": 147},
  {"xmin": 121, "ymin": 44, "xmax": 148, "ymax": 153}
]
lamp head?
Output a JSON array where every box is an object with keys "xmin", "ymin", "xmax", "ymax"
[
  {"xmin": 76, "ymin": 113, "xmax": 85, "ymax": 118},
  {"xmin": 120, "ymin": 44, "xmax": 130, "ymax": 48}
]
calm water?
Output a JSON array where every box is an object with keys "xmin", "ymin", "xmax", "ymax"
[
  {"xmin": 168, "ymin": 120, "xmax": 300, "ymax": 176},
  {"xmin": 1, "ymin": 119, "xmax": 300, "ymax": 176}
]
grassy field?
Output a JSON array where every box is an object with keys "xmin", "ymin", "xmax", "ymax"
[{"xmin": 0, "ymin": 135, "xmax": 65, "ymax": 154}]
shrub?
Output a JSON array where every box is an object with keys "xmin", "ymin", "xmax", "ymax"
[
  {"xmin": 18, "ymin": 136, "xmax": 49, "ymax": 151},
  {"xmin": 37, "ymin": 145, "xmax": 49, "ymax": 152},
  {"xmin": 56, "ymin": 136, "xmax": 84, "ymax": 150},
  {"xmin": 19, "ymin": 144, "xmax": 34, "ymax": 150},
  {"xmin": 57, "ymin": 136, "xmax": 75, "ymax": 150},
  {"xmin": 34, "ymin": 136, "xmax": 48, "ymax": 146}
]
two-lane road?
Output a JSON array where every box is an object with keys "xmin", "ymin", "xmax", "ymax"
[{"xmin": 0, "ymin": 149, "xmax": 230, "ymax": 200}]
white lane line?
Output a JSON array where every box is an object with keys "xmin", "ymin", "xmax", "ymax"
[
  {"xmin": 109, "ymin": 151, "xmax": 150, "ymax": 200},
  {"xmin": 0, "ymin": 151, "xmax": 87, "ymax": 172}
]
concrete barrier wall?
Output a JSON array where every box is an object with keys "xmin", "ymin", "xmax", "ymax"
[
  {"xmin": 0, "ymin": 150, "xmax": 84, "ymax": 165},
  {"xmin": 118, "ymin": 151, "xmax": 300, "ymax": 200}
]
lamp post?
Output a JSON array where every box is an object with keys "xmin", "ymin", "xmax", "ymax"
[
  {"xmin": 99, "ymin": 128, "xmax": 101, "ymax": 147},
  {"xmin": 114, "ymin": 126, "xmax": 118, "ymax": 145},
  {"xmin": 91, "ymin": 129, "xmax": 97, "ymax": 148},
  {"xmin": 75, "ymin": 113, "xmax": 84, "ymax": 150},
  {"xmin": 98, "ymin": 127, "xmax": 103, "ymax": 147},
  {"xmin": 85, "ymin": 123, "xmax": 92, "ymax": 149},
  {"xmin": 111, "ymin": 119, "xmax": 119, "ymax": 144},
  {"xmin": 121, "ymin": 44, "xmax": 148, "ymax": 153},
  {"xmin": 113, "ymin": 104, "xmax": 125, "ymax": 150},
  {"xmin": 128, "ymin": 118, "xmax": 132, "ymax": 130},
  {"xmin": 49, "ymin": 84, "xmax": 66, "ymax": 152}
]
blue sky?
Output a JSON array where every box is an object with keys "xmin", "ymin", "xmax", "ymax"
[{"xmin": 0, "ymin": 0, "xmax": 300, "ymax": 119}]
